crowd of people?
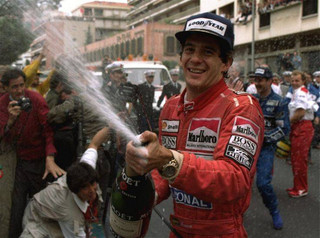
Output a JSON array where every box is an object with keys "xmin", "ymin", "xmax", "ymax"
[
  {"xmin": 235, "ymin": 0, "xmax": 302, "ymax": 24},
  {"xmin": 0, "ymin": 11, "xmax": 319, "ymax": 238}
]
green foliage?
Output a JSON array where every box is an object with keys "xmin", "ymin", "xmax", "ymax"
[
  {"xmin": 0, "ymin": 0, "xmax": 62, "ymax": 64},
  {"xmin": 162, "ymin": 60, "xmax": 178, "ymax": 70},
  {"xmin": 0, "ymin": 17, "xmax": 33, "ymax": 64}
]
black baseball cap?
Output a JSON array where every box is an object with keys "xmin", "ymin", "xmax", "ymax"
[
  {"xmin": 175, "ymin": 12, "xmax": 234, "ymax": 50},
  {"xmin": 254, "ymin": 67, "xmax": 273, "ymax": 79}
]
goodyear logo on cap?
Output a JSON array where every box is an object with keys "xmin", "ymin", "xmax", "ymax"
[
  {"xmin": 185, "ymin": 18, "xmax": 227, "ymax": 37},
  {"xmin": 255, "ymin": 68, "xmax": 265, "ymax": 74}
]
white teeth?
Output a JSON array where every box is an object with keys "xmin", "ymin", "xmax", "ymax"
[{"xmin": 189, "ymin": 68, "xmax": 204, "ymax": 73}]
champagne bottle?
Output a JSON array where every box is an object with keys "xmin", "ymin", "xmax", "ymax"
[{"xmin": 109, "ymin": 167, "xmax": 155, "ymax": 238}]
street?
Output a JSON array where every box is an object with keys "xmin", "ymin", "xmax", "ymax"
[{"xmin": 144, "ymin": 149, "xmax": 320, "ymax": 238}]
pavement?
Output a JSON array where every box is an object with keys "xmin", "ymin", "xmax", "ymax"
[{"xmin": 102, "ymin": 148, "xmax": 319, "ymax": 238}]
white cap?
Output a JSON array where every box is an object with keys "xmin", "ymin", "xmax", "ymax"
[
  {"xmin": 282, "ymin": 71, "xmax": 292, "ymax": 76},
  {"xmin": 105, "ymin": 62, "xmax": 123, "ymax": 73},
  {"xmin": 144, "ymin": 70, "xmax": 155, "ymax": 77},
  {"xmin": 313, "ymin": 71, "xmax": 320, "ymax": 77},
  {"xmin": 169, "ymin": 69, "xmax": 179, "ymax": 75}
]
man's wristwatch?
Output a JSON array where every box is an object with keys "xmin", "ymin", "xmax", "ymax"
[{"xmin": 159, "ymin": 157, "xmax": 179, "ymax": 179}]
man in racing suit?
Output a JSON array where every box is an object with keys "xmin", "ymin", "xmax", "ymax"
[
  {"xmin": 125, "ymin": 12, "xmax": 265, "ymax": 237},
  {"xmin": 253, "ymin": 67, "xmax": 290, "ymax": 230}
]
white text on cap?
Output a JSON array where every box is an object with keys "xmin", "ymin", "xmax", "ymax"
[{"xmin": 185, "ymin": 18, "xmax": 227, "ymax": 37}]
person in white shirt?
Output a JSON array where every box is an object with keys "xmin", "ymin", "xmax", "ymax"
[
  {"xmin": 20, "ymin": 151, "xmax": 101, "ymax": 238},
  {"xmin": 287, "ymin": 70, "xmax": 319, "ymax": 198},
  {"xmin": 246, "ymin": 78, "xmax": 282, "ymax": 96}
]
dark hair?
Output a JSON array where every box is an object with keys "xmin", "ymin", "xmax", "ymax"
[
  {"xmin": 50, "ymin": 70, "xmax": 67, "ymax": 89},
  {"xmin": 1, "ymin": 68, "xmax": 26, "ymax": 86},
  {"xmin": 67, "ymin": 162, "xmax": 98, "ymax": 194}
]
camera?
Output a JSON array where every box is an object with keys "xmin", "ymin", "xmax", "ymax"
[{"xmin": 13, "ymin": 96, "xmax": 32, "ymax": 112}]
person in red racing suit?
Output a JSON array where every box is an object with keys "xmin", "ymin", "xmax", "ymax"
[{"xmin": 125, "ymin": 12, "xmax": 264, "ymax": 237}]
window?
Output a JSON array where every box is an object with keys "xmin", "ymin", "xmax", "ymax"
[
  {"xmin": 166, "ymin": 36, "xmax": 175, "ymax": 54},
  {"xmin": 121, "ymin": 42, "xmax": 125, "ymax": 59},
  {"xmin": 259, "ymin": 12, "xmax": 270, "ymax": 28},
  {"xmin": 126, "ymin": 41, "xmax": 130, "ymax": 56},
  {"xmin": 164, "ymin": 35, "xmax": 178, "ymax": 55},
  {"xmin": 302, "ymin": 0, "xmax": 318, "ymax": 17},
  {"xmin": 137, "ymin": 37, "xmax": 144, "ymax": 55},
  {"xmin": 131, "ymin": 39, "xmax": 136, "ymax": 55},
  {"xmin": 94, "ymin": 8, "xmax": 103, "ymax": 17},
  {"xmin": 84, "ymin": 8, "xmax": 93, "ymax": 16}
]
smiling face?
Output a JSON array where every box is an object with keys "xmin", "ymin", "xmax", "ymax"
[
  {"xmin": 255, "ymin": 77, "xmax": 272, "ymax": 97},
  {"xmin": 291, "ymin": 73, "xmax": 305, "ymax": 90},
  {"xmin": 180, "ymin": 34, "xmax": 231, "ymax": 100}
]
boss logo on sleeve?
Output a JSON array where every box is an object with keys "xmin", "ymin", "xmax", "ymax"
[{"xmin": 228, "ymin": 135, "xmax": 257, "ymax": 156}]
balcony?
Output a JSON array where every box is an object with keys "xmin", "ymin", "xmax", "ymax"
[
  {"xmin": 127, "ymin": 0, "xmax": 195, "ymax": 27},
  {"xmin": 166, "ymin": 6, "xmax": 200, "ymax": 24}
]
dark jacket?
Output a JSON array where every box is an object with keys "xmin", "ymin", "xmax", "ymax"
[{"xmin": 157, "ymin": 81, "xmax": 181, "ymax": 107}]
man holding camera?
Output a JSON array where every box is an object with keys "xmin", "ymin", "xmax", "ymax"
[{"xmin": 0, "ymin": 68, "xmax": 65, "ymax": 238}]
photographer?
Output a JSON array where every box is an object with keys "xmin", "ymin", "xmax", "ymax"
[
  {"xmin": 46, "ymin": 74, "xmax": 79, "ymax": 171},
  {"xmin": 0, "ymin": 68, "xmax": 65, "ymax": 238}
]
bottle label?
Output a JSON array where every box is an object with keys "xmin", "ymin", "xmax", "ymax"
[
  {"xmin": 121, "ymin": 169, "xmax": 143, "ymax": 187},
  {"xmin": 110, "ymin": 207, "xmax": 143, "ymax": 237}
]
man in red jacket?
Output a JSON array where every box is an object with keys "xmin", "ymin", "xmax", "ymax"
[
  {"xmin": 125, "ymin": 12, "xmax": 264, "ymax": 237},
  {"xmin": 0, "ymin": 68, "xmax": 65, "ymax": 238}
]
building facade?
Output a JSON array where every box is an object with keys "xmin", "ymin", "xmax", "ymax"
[
  {"xmin": 72, "ymin": 1, "xmax": 130, "ymax": 41},
  {"xmin": 30, "ymin": 16, "xmax": 95, "ymax": 69},
  {"xmin": 81, "ymin": 0, "xmax": 202, "ymax": 70},
  {"xmin": 201, "ymin": 0, "xmax": 320, "ymax": 75},
  {"xmin": 81, "ymin": 22, "xmax": 182, "ymax": 70},
  {"xmin": 126, "ymin": 0, "xmax": 200, "ymax": 27}
]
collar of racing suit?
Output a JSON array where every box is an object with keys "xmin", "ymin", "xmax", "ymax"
[{"xmin": 177, "ymin": 78, "xmax": 228, "ymax": 114}]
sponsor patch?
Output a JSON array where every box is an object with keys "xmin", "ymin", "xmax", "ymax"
[
  {"xmin": 161, "ymin": 136, "xmax": 177, "ymax": 149},
  {"xmin": 228, "ymin": 135, "xmax": 257, "ymax": 156},
  {"xmin": 162, "ymin": 120, "xmax": 179, "ymax": 133},
  {"xmin": 255, "ymin": 68, "xmax": 265, "ymax": 75},
  {"xmin": 266, "ymin": 107, "xmax": 274, "ymax": 113},
  {"xmin": 171, "ymin": 187, "xmax": 212, "ymax": 209},
  {"xmin": 232, "ymin": 116, "xmax": 260, "ymax": 142},
  {"xmin": 186, "ymin": 118, "xmax": 221, "ymax": 151},
  {"xmin": 266, "ymin": 100, "xmax": 279, "ymax": 106},
  {"xmin": 225, "ymin": 145, "xmax": 254, "ymax": 170},
  {"xmin": 185, "ymin": 18, "xmax": 227, "ymax": 37}
]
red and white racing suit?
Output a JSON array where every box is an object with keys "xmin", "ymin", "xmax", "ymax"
[
  {"xmin": 152, "ymin": 79, "xmax": 264, "ymax": 237},
  {"xmin": 289, "ymin": 86, "xmax": 316, "ymax": 192}
]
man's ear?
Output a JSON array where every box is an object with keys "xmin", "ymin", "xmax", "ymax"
[{"xmin": 222, "ymin": 57, "xmax": 233, "ymax": 73}]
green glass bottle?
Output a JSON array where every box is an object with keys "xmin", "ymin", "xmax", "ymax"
[{"xmin": 109, "ymin": 167, "xmax": 155, "ymax": 238}]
